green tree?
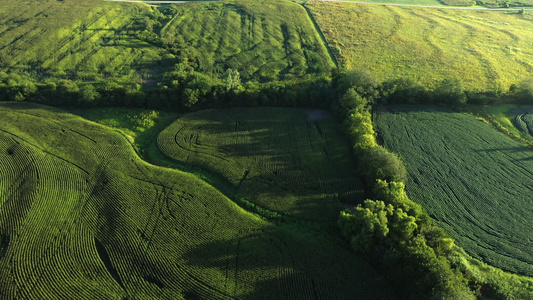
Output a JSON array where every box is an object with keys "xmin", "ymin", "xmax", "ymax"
[
  {"xmin": 339, "ymin": 87, "xmax": 368, "ymax": 114},
  {"xmin": 223, "ymin": 69, "xmax": 241, "ymax": 91},
  {"xmin": 360, "ymin": 146, "xmax": 408, "ymax": 184},
  {"xmin": 433, "ymin": 78, "xmax": 467, "ymax": 106},
  {"xmin": 339, "ymin": 200, "xmax": 392, "ymax": 253},
  {"xmin": 78, "ymin": 84, "xmax": 99, "ymax": 106}
]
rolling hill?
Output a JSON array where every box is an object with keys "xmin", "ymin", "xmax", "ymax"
[{"xmin": 0, "ymin": 102, "xmax": 396, "ymax": 299}]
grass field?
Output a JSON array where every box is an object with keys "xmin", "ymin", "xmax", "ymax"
[
  {"xmin": 158, "ymin": 107, "xmax": 364, "ymax": 221},
  {"xmin": 160, "ymin": 0, "xmax": 335, "ymax": 80},
  {"xmin": 374, "ymin": 106, "xmax": 533, "ymax": 276},
  {"xmin": 308, "ymin": 1, "xmax": 533, "ymax": 90},
  {"xmin": 0, "ymin": 0, "xmax": 172, "ymax": 83},
  {"xmin": 0, "ymin": 102, "xmax": 397, "ymax": 299},
  {"xmin": 0, "ymin": 0, "xmax": 334, "ymax": 85}
]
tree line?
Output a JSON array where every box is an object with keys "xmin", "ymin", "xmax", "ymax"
[{"xmin": 3, "ymin": 66, "xmax": 533, "ymax": 298}]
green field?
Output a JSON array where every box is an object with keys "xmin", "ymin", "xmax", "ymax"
[
  {"xmin": 0, "ymin": 102, "xmax": 396, "ymax": 299},
  {"xmin": 308, "ymin": 1, "xmax": 533, "ymax": 90},
  {"xmin": 160, "ymin": 0, "xmax": 335, "ymax": 80},
  {"xmin": 158, "ymin": 108, "xmax": 364, "ymax": 221},
  {"xmin": 374, "ymin": 107, "xmax": 533, "ymax": 276},
  {"xmin": 0, "ymin": 0, "xmax": 334, "ymax": 85},
  {"xmin": 0, "ymin": 0, "xmax": 170, "ymax": 83}
]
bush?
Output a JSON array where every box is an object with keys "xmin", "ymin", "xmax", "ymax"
[{"xmin": 360, "ymin": 145, "xmax": 408, "ymax": 184}]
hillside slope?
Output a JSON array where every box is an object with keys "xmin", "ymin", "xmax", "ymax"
[
  {"xmin": 0, "ymin": 102, "xmax": 396, "ymax": 299},
  {"xmin": 158, "ymin": 108, "xmax": 364, "ymax": 221},
  {"xmin": 308, "ymin": 1, "xmax": 533, "ymax": 90}
]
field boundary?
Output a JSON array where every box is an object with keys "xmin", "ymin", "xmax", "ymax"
[
  {"xmin": 107, "ymin": 0, "xmax": 533, "ymax": 11},
  {"xmin": 302, "ymin": 4, "xmax": 339, "ymax": 68}
]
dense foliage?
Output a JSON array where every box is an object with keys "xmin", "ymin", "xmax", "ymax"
[{"xmin": 334, "ymin": 73, "xmax": 475, "ymax": 299}]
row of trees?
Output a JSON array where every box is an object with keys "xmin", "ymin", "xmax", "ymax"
[
  {"xmin": 4, "ymin": 66, "xmax": 533, "ymax": 114},
  {"xmin": 0, "ymin": 69, "xmax": 335, "ymax": 111},
  {"xmin": 335, "ymin": 71, "xmax": 475, "ymax": 299}
]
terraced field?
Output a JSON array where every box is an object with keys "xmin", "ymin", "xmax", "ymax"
[
  {"xmin": 0, "ymin": 102, "xmax": 396, "ymax": 299},
  {"xmin": 160, "ymin": 0, "xmax": 335, "ymax": 80},
  {"xmin": 308, "ymin": 1, "xmax": 533, "ymax": 90},
  {"xmin": 158, "ymin": 108, "xmax": 364, "ymax": 221},
  {"xmin": 374, "ymin": 107, "xmax": 533, "ymax": 276}
]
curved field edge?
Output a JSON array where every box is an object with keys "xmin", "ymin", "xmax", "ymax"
[
  {"xmin": 374, "ymin": 106, "xmax": 533, "ymax": 276},
  {"xmin": 157, "ymin": 107, "xmax": 365, "ymax": 222},
  {"xmin": 0, "ymin": 102, "xmax": 396, "ymax": 299}
]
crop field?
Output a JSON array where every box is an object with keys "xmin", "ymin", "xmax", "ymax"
[
  {"xmin": 513, "ymin": 109, "xmax": 533, "ymax": 138},
  {"xmin": 0, "ymin": 102, "xmax": 396, "ymax": 299},
  {"xmin": 160, "ymin": 0, "xmax": 335, "ymax": 80},
  {"xmin": 374, "ymin": 107, "xmax": 533, "ymax": 276},
  {"xmin": 308, "ymin": 1, "xmax": 533, "ymax": 90},
  {"xmin": 158, "ymin": 108, "xmax": 364, "ymax": 221},
  {"xmin": 0, "ymin": 0, "xmax": 172, "ymax": 83}
]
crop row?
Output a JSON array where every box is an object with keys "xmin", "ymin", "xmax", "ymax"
[
  {"xmin": 0, "ymin": 1, "xmax": 164, "ymax": 83},
  {"xmin": 158, "ymin": 108, "xmax": 364, "ymax": 221},
  {"xmin": 161, "ymin": 0, "xmax": 334, "ymax": 80},
  {"xmin": 375, "ymin": 107, "xmax": 533, "ymax": 276},
  {"xmin": 0, "ymin": 103, "xmax": 396, "ymax": 299},
  {"xmin": 515, "ymin": 113, "xmax": 533, "ymax": 137}
]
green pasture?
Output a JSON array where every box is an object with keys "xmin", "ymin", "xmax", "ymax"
[
  {"xmin": 0, "ymin": 0, "xmax": 334, "ymax": 85},
  {"xmin": 308, "ymin": 1, "xmax": 533, "ymax": 91},
  {"xmin": 158, "ymin": 107, "xmax": 364, "ymax": 221},
  {"xmin": 160, "ymin": 0, "xmax": 335, "ymax": 80},
  {"xmin": 0, "ymin": 0, "xmax": 170, "ymax": 83},
  {"xmin": 68, "ymin": 107, "xmax": 180, "ymax": 158},
  {"xmin": 0, "ymin": 102, "xmax": 396, "ymax": 299},
  {"xmin": 374, "ymin": 107, "xmax": 533, "ymax": 276}
]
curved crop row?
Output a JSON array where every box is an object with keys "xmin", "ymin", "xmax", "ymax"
[
  {"xmin": 158, "ymin": 107, "xmax": 364, "ymax": 221},
  {"xmin": 0, "ymin": 102, "xmax": 395, "ymax": 299},
  {"xmin": 375, "ymin": 107, "xmax": 533, "ymax": 276}
]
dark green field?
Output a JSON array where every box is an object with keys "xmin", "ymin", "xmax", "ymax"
[
  {"xmin": 375, "ymin": 107, "xmax": 533, "ymax": 276},
  {"xmin": 158, "ymin": 107, "xmax": 364, "ymax": 221},
  {"xmin": 0, "ymin": 102, "xmax": 396, "ymax": 299}
]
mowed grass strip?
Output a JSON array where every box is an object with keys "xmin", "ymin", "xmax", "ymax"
[
  {"xmin": 158, "ymin": 107, "xmax": 364, "ymax": 221},
  {"xmin": 308, "ymin": 1, "xmax": 533, "ymax": 90},
  {"xmin": 374, "ymin": 106, "xmax": 533, "ymax": 276},
  {"xmin": 0, "ymin": 102, "xmax": 396, "ymax": 299},
  {"xmin": 162, "ymin": 0, "xmax": 335, "ymax": 80}
]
